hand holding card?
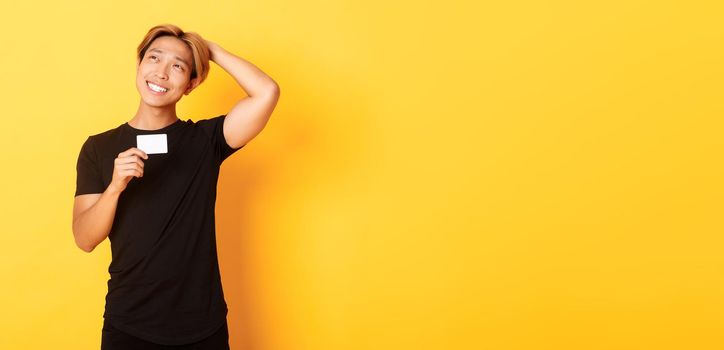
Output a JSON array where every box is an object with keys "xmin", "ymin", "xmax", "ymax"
[{"xmin": 109, "ymin": 147, "xmax": 148, "ymax": 194}]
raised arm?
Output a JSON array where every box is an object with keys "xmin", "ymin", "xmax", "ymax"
[{"xmin": 206, "ymin": 40, "xmax": 280, "ymax": 149}]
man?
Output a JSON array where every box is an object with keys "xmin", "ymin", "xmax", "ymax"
[{"xmin": 72, "ymin": 24, "xmax": 279, "ymax": 349}]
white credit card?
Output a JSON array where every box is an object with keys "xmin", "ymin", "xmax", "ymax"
[{"xmin": 136, "ymin": 134, "xmax": 168, "ymax": 154}]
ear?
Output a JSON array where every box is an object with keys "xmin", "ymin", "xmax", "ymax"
[{"xmin": 184, "ymin": 77, "xmax": 201, "ymax": 95}]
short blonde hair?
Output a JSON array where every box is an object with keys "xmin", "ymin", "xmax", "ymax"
[{"xmin": 136, "ymin": 24, "xmax": 211, "ymax": 85}]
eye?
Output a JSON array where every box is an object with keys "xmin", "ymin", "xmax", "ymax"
[{"xmin": 174, "ymin": 64, "xmax": 184, "ymax": 71}]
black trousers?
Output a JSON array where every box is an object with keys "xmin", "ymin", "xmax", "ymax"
[{"xmin": 101, "ymin": 318, "xmax": 230, "ymax": 350}]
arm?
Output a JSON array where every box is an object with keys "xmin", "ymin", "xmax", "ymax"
[
  {"xmin": 72, "ymin": 147, "xmax": 148, "ymax": 253},
  {"xmin": 72, "ymin": 187, "xmax": 122, "ymax": 253},
  {"xmin": 206, "ymin": 40, "xmax": 280, "ymax": 148}
]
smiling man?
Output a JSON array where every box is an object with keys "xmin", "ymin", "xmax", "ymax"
[{"xmin": 71, "ymin": 24, "xmax": 279, "ymax": 349}]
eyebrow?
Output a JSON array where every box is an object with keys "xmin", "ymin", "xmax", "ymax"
[{"xmin": 148, "ymin": 48, "xmax": 190, "ymax": 68}]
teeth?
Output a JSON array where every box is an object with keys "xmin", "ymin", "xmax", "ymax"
[{"xmin": 147, "ymin": 82, "xmax": 168, "ymax": 92}]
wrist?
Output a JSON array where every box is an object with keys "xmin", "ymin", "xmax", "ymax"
[
  {"xmin": 206, "ymin": 41, "xmax": 222, "ymax": 60},
  {"xmin": 106, "ymin": 184, "xmax": 123, "ymax": 197}
]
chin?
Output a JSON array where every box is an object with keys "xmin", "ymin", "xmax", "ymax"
[{"xmin": 139, "ymin": 94, "xmax": 174, "ymax": 107}]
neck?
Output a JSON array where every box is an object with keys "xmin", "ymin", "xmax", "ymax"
[{"xmin": 129, "ymin": 100, "xmax": 179, "ymax": 130}]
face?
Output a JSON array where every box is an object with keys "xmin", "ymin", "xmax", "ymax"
[{"xmin": 136, "ymin": 36, "xmax": 199, "ymax": 107}]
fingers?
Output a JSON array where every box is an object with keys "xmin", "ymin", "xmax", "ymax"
[
  {"xmin": 118, "ymin": 168, "xmax": 143, "ymax": 178},
  {"xmin": 118, "ymin": 147, "xmax": 149, "ymax": 160},
  {"xmin": 116, "ymin": 162, "xmax": 144, "ymax": 177},
  {"xmin": 115, "ymin": 155, "xmax": 145, "ymax": 169},
  {"xmin": 115, "ymin": 148, "xmax": 148, "ymax": 179}
]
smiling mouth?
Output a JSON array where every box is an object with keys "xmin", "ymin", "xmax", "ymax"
[{"xmin": 146, "ymin": 81, "xmax": 169, "ymax": 93}]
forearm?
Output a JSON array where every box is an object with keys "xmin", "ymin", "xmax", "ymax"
[
  {"xmin": 207, "ymin": 41, "xmax": 279, "ymax": 97},
  {"xmin": 72, "ymin": 186, "xmax": 122, "ymax": 252}
]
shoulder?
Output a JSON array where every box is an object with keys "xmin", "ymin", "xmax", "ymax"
[
  {"xmin": 85, "ymin": 124, "xmax": 122, "ymax": 142},
  {"xmin": 189, "ymin": 115, "xmax": 226, "ymax": 138},
  {"xmin": 190, "ymin": 115, "xmax": 225, "ymax": 127},
  {"xmin": 81, "ymin": 124, "xmax": 124, "ymax": 156}
]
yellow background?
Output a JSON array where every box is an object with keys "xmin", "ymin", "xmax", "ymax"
[{"xmin": 0, "ymin": 0, "xmax": 722, "ymax": 349}]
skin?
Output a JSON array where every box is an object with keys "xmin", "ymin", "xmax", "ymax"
[
  {"xmin": 72, "ymin": 35, "xmax": 280, "ymax": 252},
  {"xmin": 128, "ymin": 35, "xmax": 199, "ymax": 130}
]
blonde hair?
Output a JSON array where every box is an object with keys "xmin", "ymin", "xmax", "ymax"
[{"xmin": 136, "ymin": 24, "xmax": 211, "ymax": 85}]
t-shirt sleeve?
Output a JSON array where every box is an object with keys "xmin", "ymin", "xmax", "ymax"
[
  {"xmin": 75, "ymin": 136, "xmax": 105, "ymax": 196},
  {"xmin": 198, "ymin": 114, "xmax": 245, "ymax": 164}
]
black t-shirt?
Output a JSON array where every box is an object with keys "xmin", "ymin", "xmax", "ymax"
[{"xmin": 74, "ymin": 115, "xmax": 243, "ymax": 345}]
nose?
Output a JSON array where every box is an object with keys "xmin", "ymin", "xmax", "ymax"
[
  {"xmin": 154, "ymin": 70, "xmax": 169, "ymax": 80},
  {"xmin": 154, "ymin": 64, "xmax": 170, "ymax": 80}
]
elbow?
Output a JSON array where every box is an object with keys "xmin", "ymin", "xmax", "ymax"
[
  {"xmin": 266, "ymin": 81, "xmax": 280, "ymax": 97},
  {"xmin": 75, "ymin": 236, "xmax": 95, "ymax": 253},
  {"xmin": 251, "ymin": 82, "xmax": 279, "ymax": 100},
  {"xmin": 80, "ymin": 243, "xmax": 95, "ymax": 253},
  {"xmin": 72, "ymin": 226, "xmax": 95, "ymax": 253}
]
